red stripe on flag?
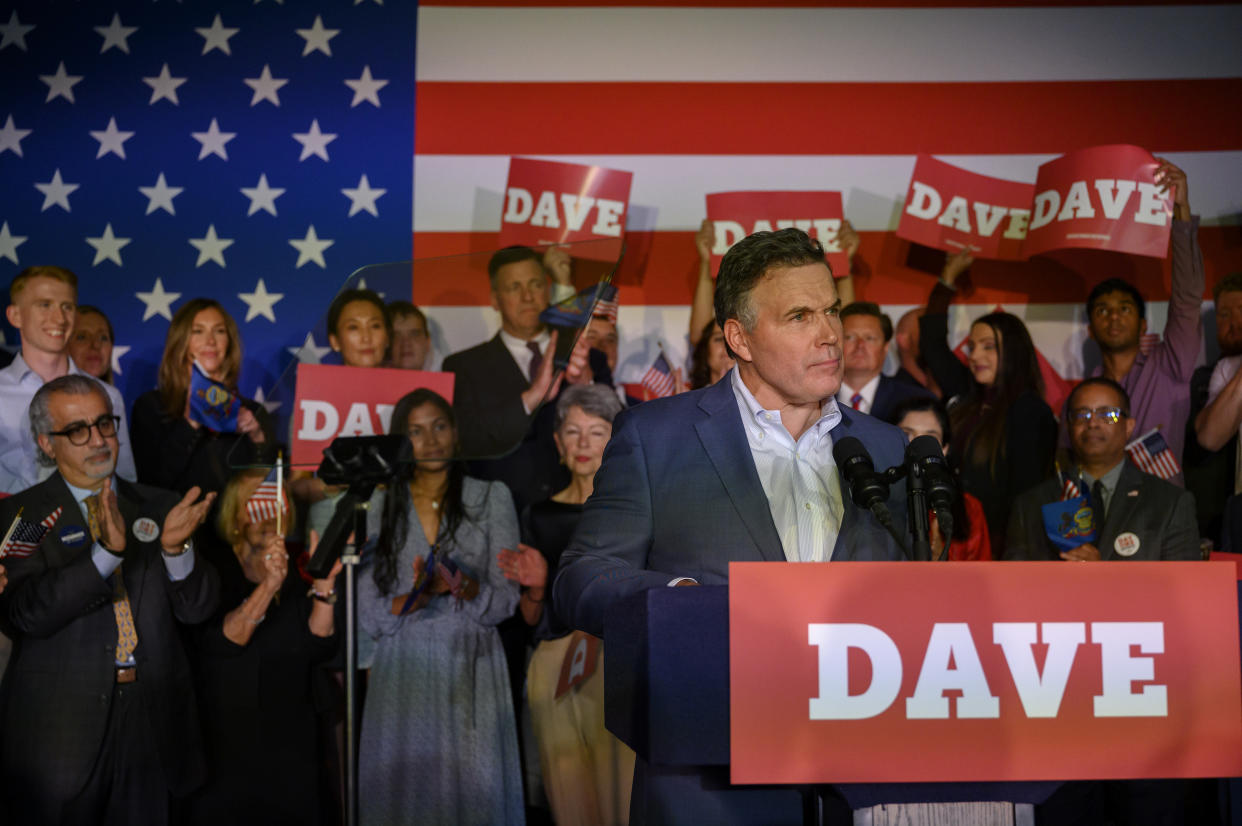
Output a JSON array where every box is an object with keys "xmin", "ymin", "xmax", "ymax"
[
  {"xmin": 421, "ymin": 0, "xmax": 1238, "ymax": 7},
  {"xmin": 415, "ymin": 80, "xmax": 1242, "ymax": 155},
  {"xmin": 412, "ymin": 226, "xmax": 1238, "ymax": 307}
]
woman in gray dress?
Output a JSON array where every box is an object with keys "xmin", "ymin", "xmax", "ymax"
[{"xmin": 358, "ymin": 389, "xmax": 523, "ymax": 826}]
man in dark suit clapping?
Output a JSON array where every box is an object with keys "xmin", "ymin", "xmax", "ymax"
[{"xmin": 0, "ymin": 374, "xmax": 218, "ymax": 826}]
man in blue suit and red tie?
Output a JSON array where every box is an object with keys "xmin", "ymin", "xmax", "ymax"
[{"xmin": 555, "ymin": 228, "xmax": 910, "ymax": 826}]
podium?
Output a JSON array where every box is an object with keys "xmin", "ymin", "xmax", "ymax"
[{"xmin": 604, "ymin": 583, "xmax": 1102, "ymax": 818}]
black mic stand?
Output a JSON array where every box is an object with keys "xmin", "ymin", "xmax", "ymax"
[
  {"xmin": 306, "ymin": 435, "xmax": 412, "ymax": 826},
  {"xmin": 904, "ymin": 461, "xmax": 934, "ymax": 562}
]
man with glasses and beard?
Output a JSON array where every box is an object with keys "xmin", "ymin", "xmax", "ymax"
[{"xmin": 0, "ymin": 375, "xmax": 218, "ymax": 826}]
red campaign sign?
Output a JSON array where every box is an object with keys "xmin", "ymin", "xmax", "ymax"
[
  {"xmin": 896, "ymin": 155, "xmax": 1034, "ymax": 261},
  {"xmin": 729, "ymin": 561, "xmax": 1242, "ymax": 784},
  {"xmin": 1024, "ymin": 144, "xmax": 1172, "ymax": 259},
  {"xmin": 706, "ymin": 191, "xmax": 848, "ymax": 280},
  {"xmin": 291, "ymin": 364, "xmax": 455, "ymax": 467},
  {"xmin": 498, "ymin": 157, "xmax": 632, "ymax": 261}
]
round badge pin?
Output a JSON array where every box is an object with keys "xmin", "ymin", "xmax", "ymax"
[
  {"xmin": 59, "ymin": 525, "xmax": 89, "ymax": 549},
  {"xmin": 1114, "ymin": 531, "xmax": 1140, "ymax": 557},
  {"xmin": 132, "ymin": 517, "xmax": 160, "ymax": 543}
]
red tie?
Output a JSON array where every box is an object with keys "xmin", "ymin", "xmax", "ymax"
[{"xmin": 850, "ymin": 392, "xmax": 863, "ymax": 410}]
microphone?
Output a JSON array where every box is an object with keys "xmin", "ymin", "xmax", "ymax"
[
  {"xmin": 905, "ymin": 435, "xmax": 957, "ymax": 538},
  {"xmin": 833, "ymin": 437, "xmax": 891, "ymax": 518}
]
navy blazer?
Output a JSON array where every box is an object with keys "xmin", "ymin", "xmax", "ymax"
[
  {"xmin": 870, "ymin": 374, "xmax": 936, "ymax": 424},
  {"xmin": 555, "ymin": 374, "xmax": 910, "ymax": 638}
]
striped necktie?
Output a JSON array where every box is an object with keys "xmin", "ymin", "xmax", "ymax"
[{"xmin": 850, "ymin": 392, "xmax": 864, "ymax": 410}]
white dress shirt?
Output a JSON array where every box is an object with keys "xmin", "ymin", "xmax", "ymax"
[
  {"xmin": 730, "ymin": 369, "xmax": 845, "ymax": 563},
  {"xmin": 837, "ymin": 374, "xmax": 881, "ymax": 415},
  {"xmin": 0, "ymin": 354, "xmax": 136, "ymax": 494}
]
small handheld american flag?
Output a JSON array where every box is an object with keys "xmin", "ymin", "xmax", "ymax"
[
  {"xmin": 1125, "ymin": 427, "xmax": 1181, "ymax": 481},
  {"xmin": 0, "ymin": 507, "xmax": 64, "ymax": 560},
  {"xmin": 245, "ymin": 466, "xmax": 288, "ymax": 525},
  {"xmin": 640, "ymin": 350, "xmax": 676, "ymax": 399}
]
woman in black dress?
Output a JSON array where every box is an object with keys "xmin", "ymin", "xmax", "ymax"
[
  {"xmin": 130, "ymin": 298, "xmax": 273, "ymax": 496},
  {"xmin": 496, "ymin": 383, "xmax": 634, "ymax": 826},
  {"xmin": 918, "ymin": 250, "xmax": 1058, "ymax": 550},
  {"xmin": 186, "ymin": 470, "xmax": 341, "ymax": 825}
]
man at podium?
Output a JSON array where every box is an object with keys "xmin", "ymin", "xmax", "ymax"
[{"xmin": 555, "ymin": 228, "xmax": 910, "ymax": 826}]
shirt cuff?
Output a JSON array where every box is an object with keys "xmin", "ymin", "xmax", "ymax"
[
  {"xmin": 91, "ymin": 543, "xmax": 123, "ymax": 579},
  {"xmin": 668, "ymin": 576, "xmax": 698, "ymax": 587},
  {"xmin": 162, "ymin": 547, "xmax": 196, "ymax": 581}
]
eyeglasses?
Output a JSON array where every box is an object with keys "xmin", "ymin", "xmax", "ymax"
[
  {"xmin": 1068, "ymin": 406, "xmax": 1125, "ymax": 424},
  {"xmin": 47, "ymin": 415, "xmax": 120, "ymax": 445}
]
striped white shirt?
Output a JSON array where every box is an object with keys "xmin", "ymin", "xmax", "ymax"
[{"xmin": 730, "ymin": 369, "xmax": 844, "ymax": 563}]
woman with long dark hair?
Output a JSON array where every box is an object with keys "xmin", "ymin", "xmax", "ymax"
[
  {"xmin": 918, "ymin": 252, "xmax": 1057, "ymax": 548},
  {"xmin": 356, "ymin": 389, "xmax": 522, "ymax": 825},
  {"xmin": 130, "ymin": 298, "xmax": 273, "ymax": 496}
]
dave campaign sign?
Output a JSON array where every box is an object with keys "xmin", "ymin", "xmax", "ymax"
[
  {"xmin": 729, "ymin": 561, "xmax": 1242, "ymax": 784},
  {"xmin": 706, "ymin": 191, "xmax": 848, "ymax": 278},
  {"xmin": 291, "ymin": 364, "xmax": 455, "ymax": 467},
  {"xmin": 897, "ymin": 155, "xmax": 1035, "ymax": 261},
  {"xmin": 499, "ymin": 157, "xmax": 632, "ymax": 261},
  {"xmin": 1024, "ymin": 145, "xmax": 1173, "ymax": 259}
]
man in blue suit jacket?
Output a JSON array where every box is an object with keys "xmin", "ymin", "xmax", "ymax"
[{"xmin": 555, "ymin": 228, "xmax": 910, "ymax": 826}]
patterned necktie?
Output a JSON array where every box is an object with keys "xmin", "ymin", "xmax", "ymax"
[
  {"xmin": 850, "ymin": 392, "xmax": 864, "ymax": 410},
  {"xmin": 527, "ymin": 340, "xmax": 543, "ymax": 382},
  {"xmin": 85, "ymin": 494, "xmax": 138, "ymax": 664}
]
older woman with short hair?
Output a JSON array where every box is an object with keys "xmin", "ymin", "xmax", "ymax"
[{"xmin": 497, "ymin": 383, "xmax": 635, "ymax": 826}]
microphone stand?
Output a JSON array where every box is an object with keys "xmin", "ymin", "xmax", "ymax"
[{"xmin": 904, "ymin": 462, "xmax": 933, "ymax": 562}]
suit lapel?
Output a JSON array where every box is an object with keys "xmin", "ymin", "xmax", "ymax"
[
  {"xmin": 40, "ymin": 475, "xmax": 91, "ymax": 567},
  {"xmin": 693, "ymin": 382, "xmax": 785, "ymax": 562},
  {"xmin": 488, "ymin": 332, "xmax": 533, "ymax": 392},
  {"xmin": 828, "ymin": 412, "xmax": 870, "ymax": 560},
  {"xmin": 1098, "ymin": 461, "xmax": 1142, "ymax": 560}
]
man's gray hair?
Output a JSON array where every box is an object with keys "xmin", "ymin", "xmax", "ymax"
[
  {"xmin": 29, "ymin": 375, "xmax": 112, "ymax": 467},
  {"xmin": 555, "ymin": 383, "xmax": 625, "ymax": 430}
]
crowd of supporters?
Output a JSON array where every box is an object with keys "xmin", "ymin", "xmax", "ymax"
[{"xmin": 0, "ymin": 157, "xmax": 1237, "ymax": 825}]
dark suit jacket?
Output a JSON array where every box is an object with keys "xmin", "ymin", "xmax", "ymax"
[
  {"xmin": 442, "ymin": 333, "xmax": 566, "ymax": 511},
  {"xmin": 554, "ymin": 375, "xmax": 911, "ymax": 638},
  {"xmin": 552, "ymin": 376, "xmax": 909, "ymax": 826},
  {"xmin": 1003, "ymin": 460, "xmax": 1199, "ymax": 561},
  {"xmin": 0, "ymin": 474, "xmax": 219, "ymax": 807},
  {"xmin": 870, "ymin": 374, "xmax": 935, "ymax": 424}
]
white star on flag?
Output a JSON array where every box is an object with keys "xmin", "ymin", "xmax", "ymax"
[
  {"xmin": 238, "ymin": 278, "xmax": 285, "ymax": 322},
  {"xmin": 40, "ymin": 62, "xmax": 83, "ymax": 104},
  {"xmin": 287, "ymin": 332, "xmax": 332, "ymax": 364},
  {"xmin": 143, "ymin": 64, "xmax": 186, "ymax": 106},
  {"xmin": 0, "ymin": 222, "xmax": 27, "ymax": 265},
  {"xmin": 94, "ymin": 13, "xmax": 137, "ymax": 54},
  {"xmin": 244, "ymin": 64, "xmax": 288, "ymax": 107},
  {"xmin": 292, "ymin": 119, "xmax": 336, "ymax": 162},
  {"xmin": 189, "ymin": 225, "xmax": 234, "ymax": 268},
  {"xmin": 138, "ymin": 173, "xmax": 184, "ymax": 216},
  {"xmin": 192, "ymin": 118, "xmax": 236, "ymax": 161},
  {"xmin": 0, "ymin": 10, "xmax": 35, "ymax": 52},
  {"xmin": 296, "ymin": 15, "xmax": 339, "ymax": 57},
  {"xmin": 0, "ymin": 115, "xmax": 31, "ymax": 157},
  {"xmin": 85, "ymin": 223, "xmax": 131, "ymax": 266},
  {"xmin": 196, "ymin": 14, "xmax": 239, "ymax": 56},
  {"xmin": 342, "ymin": 174, "xmax": 386, "ymax": 217},
  {"xmin": 241, "ymin": 174, "xmax": 285, "ymax": 217},
  {"xmin": 35, "ymin": 169, "xmax": 79, "ymax": 212},
  {"xmin": 289, "ymin": 225, "xmax": 333, "ymax": 268},
  {"xmin": 345, "ymin": 66, "xmax": 388, "ymax": 108},
  {"xmin": 136, "ymin": 278, "xmax": 182, "ymax": 322},
  {"xmin": 252, "ymin": 385, "xmax": 281, "ymax": 414},
  {"xmin": 110, "ymin": 345, "xmax": 131, "ymax": 376},
  {"xmin": 90, "ymin": 117, "xmax": 135, "ymax": 160}
]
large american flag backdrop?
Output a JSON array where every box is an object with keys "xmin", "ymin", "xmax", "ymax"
[
  {"xmin": 0, "ymin": 0, "xmax": 415, "ymax": 410},
  {"xmin": 2, "ymin": 0, "xmax": 1241, "ymax": 413}
]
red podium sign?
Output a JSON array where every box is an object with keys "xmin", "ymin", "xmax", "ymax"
[
  {"xmin": 729, "ymin": 561, "xmax": 1242, "ymax": 784},
  {"xmin": 291, "ymin": 364, "xmax": 454, "ymax": 467},
  {"xmin": 499, "ymin": 157, "xmax": 632, "ymax": 261},
  {"xmin": 706, "ymin": 191, "xmax": 848, "ymax": 279},
  {"xmin": 1024, "ymin": 144, "xmax": 1172, "ymax": 259},
  {"xmin": 896, "ymin": 155, "xmax": 1034, "ymax": 261}
]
